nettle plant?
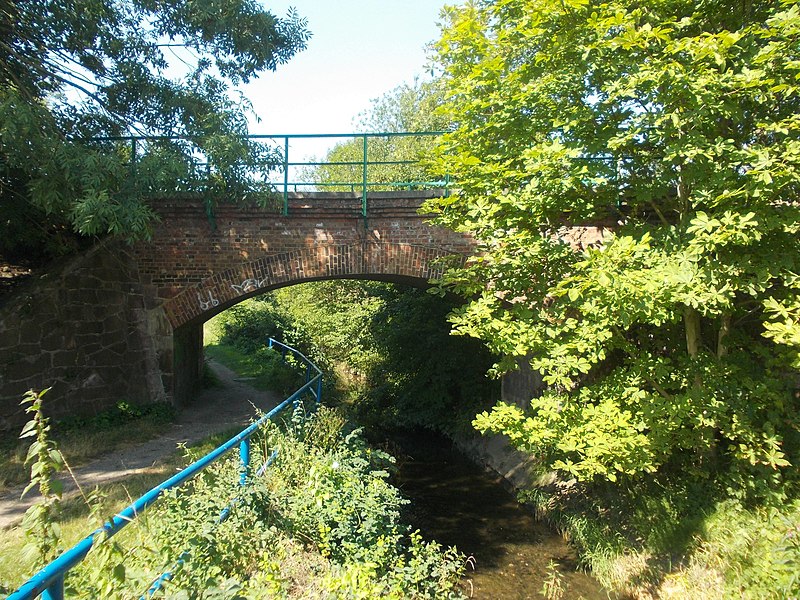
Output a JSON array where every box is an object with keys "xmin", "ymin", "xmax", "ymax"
[
  {"xmin": 428, "ymin": 0, "xmax": 800, "ymax": 485},
  {"xmin": 19, "ymin": 389, "xmax": 65, "ymax": 568}
]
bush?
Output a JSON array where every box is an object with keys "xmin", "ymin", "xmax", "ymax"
[{"xmin": 28, "ymin": 406, "xmax": 467, "ymax": 598}]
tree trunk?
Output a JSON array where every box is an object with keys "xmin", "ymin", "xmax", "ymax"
[
  {"xmin": 717, "ymin": 313, "xmax": 731, "ymax": 358},
  {"xmin": 684, "ymin": 306, "xmax": 701, "ymax": 359}
]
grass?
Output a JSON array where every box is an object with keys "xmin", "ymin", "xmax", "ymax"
[
  {"xmin": 0, "ymin": 401, "xmax": 175, "ymax": 494},
  {"xmin": 0, "ymin": 425, "xmax": 245, "ymax": 593},
  {"xmin": 204, "ymin": 312, "xmax": 306, "ymax": 397},
  {"xmin": 518, "ymin": 469, "xmax": 800, "ymax": 599}
]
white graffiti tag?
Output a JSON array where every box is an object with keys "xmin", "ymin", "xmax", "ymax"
[
  {"xmin": 197, "ymin": 290, "xmax": 220, "ymax": 311},
  {"xmin": 231, "ymin": 278, "xmax": 268, "ymax": 294}
]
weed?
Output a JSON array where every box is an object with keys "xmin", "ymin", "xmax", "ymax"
[
  {"xmin": 540, "ymin": 560, "xmax": 565, "ymax": 600},
  {"xmin": 18, "ymin": 389, "xmax": 64, "ymax": 568},
  {"xmin": 6, "ymin": 401, "xmax": 466, "ymax": 598},
  {"xmin": 0, "ymin": 400, "xmax": 176, "ymax": 493}
]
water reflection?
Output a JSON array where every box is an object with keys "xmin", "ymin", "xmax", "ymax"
[{"xmin": 391, "ymin": 430, "xmax": 607, "ymax": 599}]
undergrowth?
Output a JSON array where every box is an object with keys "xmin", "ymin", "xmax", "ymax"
[
  {"xmin": 204, "ymin": 283, "xmax": 500, "ymax": 436},
  {"xmin": 0, "ymin": 399, "xmax": 175, "ymax": 492},
  {"xmin": 519, "ymin": 469, "xmax": 800, "ymax": 599},
  {"xmin": 5, "ymin": 398, "xmax": 466, "ymax": 599}
]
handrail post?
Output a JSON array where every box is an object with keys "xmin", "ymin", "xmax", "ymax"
[
  {"xmin": 283, "ymin": 136, "xmax": 289, "ymax": 216},
  {"xmin": 361, "ymin": 134, "xmax": 368, "ymax": 219},
  {"xmin": 239, "ymin": 438, "xmax": 250, "ymax": 487},
  {"xmin": 316, "ymin": 376, "xmax": 322, "ymax": 405},
  {"xmin": 42, "ymin": 575, "xmax": 64, "ymax": 600}
]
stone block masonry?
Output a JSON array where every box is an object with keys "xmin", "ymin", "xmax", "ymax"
[{"xmin": 0, "ymin": 243, "xmax": 167, "ymax": 430}]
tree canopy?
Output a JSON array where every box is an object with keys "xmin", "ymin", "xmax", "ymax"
[
  {"xmin": 429, "ymin": 0, "xmax": 800, "ymax": 486},
  {"xmin": 0, "ymin": 0, "xmax": 309, "ymax": 259},
  {"xmin": 310, "ymin": 80, "xmax": 450, "ymax": 191}
]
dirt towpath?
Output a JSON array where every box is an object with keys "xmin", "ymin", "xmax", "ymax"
[{"xmin": 0, "ymin": 360, "xmax": 281, "ymax": 529}]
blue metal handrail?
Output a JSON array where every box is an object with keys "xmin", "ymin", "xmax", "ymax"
[{"xmin": 8, "ymin": 338, "xmax": 321, "ymax": 600}]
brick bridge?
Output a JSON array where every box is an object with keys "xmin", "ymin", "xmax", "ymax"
[
  {"xmin": 133, "ymin": 191, "xmax": 475, "ymax": 403},
  {"xmin": 0, "ymin": 190, "xmax": 483, "ymax": 428},
  {"xmin": 140, "ymin": 191, "xmax": 471, "ymax": 329}
]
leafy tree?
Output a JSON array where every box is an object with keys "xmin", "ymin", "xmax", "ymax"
[
  {"xmin": 428, "ymin": 0, "xmax": 800, "ymax": 485},
  {"xmin": 311, "ymin": 80, "xmax": 450, "ymax": 191},
  {"xmin": 0, "ymin": 0, "xmax": 309, "ymax": 259},
  {"xmin": 214, "ymin": 279, "xmax": 499, "ymax": 434}
]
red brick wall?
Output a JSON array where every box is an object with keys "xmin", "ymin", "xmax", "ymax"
[{"xmin": 134, "ymin": 191, "xmax": 474, "ymax": 328}]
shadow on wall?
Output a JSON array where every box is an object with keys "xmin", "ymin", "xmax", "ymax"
[{"xmin": 0, "ymin": 241, "xmax": 168, "ymax": 431}]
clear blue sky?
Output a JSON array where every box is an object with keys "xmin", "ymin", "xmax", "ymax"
[{"xmin": 243, "ymin": 0, "xmax": 451, "ymax": 140}]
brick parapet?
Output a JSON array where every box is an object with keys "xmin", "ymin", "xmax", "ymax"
[{"xmin": 134, "ymin": 192, "xmax": 475, "ymax": 327}]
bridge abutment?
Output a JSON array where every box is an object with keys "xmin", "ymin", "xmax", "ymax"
[{"xmin": 0, "ymin": 242, "xmax": 169, "ymax": 429}]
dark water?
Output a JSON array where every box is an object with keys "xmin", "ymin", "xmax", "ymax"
[{"xmin": 391, "ymin": 430, "xmax": 607, "ymax": 599}]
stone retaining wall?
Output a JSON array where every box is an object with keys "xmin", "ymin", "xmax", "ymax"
[{"xmin": 0, "ymin": 243, "xmax": 166, "ymax": 430}]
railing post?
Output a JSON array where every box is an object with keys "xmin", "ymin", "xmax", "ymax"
[
  {"xmin": 130, "ymin": 137, "xmax": 137, "ymax": 179},
  {"xmin": 283, "ymin": 136, "xmax": 290, "ymax": 216},
  {"xmin": 42, "ymin": 574, "xmax": 64, "ymax": 600},
  {"xmin": 362, "ymin": 134, "xmax": 368, "ymax": 219},
  {"xmin": 316, "ymin": 376, "xmax": 322, "ymax": 405},
  {"xmin": 239, "ymin": 438, "xmax": 250, "ymax": 487}
]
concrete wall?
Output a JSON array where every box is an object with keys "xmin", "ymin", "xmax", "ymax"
[
  {"xmin": 501, "ymin": 357, "xmax": 543, "ymax": 410},
  {"xmin": 458, "ymin": 358, "xmax": 550, "ymax": 491}
]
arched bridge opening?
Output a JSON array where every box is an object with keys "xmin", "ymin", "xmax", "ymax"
[
  {"xmin": 167, "ymin": 259, "xmax": 461, "ymax": 405},
  {"xmin": 133, "ymin": 192, "xmax": 475, "ymax": 404}
]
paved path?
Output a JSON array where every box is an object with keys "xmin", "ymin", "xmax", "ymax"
[{"xmin": 0, "ymin": 360, "xmax": 280, "ymax": 529}]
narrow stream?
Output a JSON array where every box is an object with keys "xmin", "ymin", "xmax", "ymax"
[{"xmin": 389, "ymin": 429, "xmax": 607, "ymax": 599}]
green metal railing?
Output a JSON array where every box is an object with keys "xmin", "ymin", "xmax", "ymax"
[
  {"xmin": 261, "ymin": 131, "xmax": 449, "ymax": 216},
  {"xmin": 93, "ymin": 131, "xmax": 449, "ymax": 218}
]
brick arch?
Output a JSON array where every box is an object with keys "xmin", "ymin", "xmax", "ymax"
[{"xmin": 162, "ymin": 242, "xmax": 465, "ymax": 329}]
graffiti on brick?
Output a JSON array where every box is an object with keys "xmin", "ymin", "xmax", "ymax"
[
  {"xmin": 197, "ymin": 290, "xmax": 220, "ymax": 311},
  {"xmin": 230, "ymin": 278, "xmax": 268, "ymax": 294}
]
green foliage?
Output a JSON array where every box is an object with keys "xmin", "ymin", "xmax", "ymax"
[
  {"xmin": 428, "ymin": 0, "xmax": 800, "ymax": 484},
  {"xmin": 208, "ymin": 281, "xmax": 499, "ymax": 434},
  {"xmin": 205, "ymin": 330, "xmax": 306, "ymax": 396},
  {"xmin": 310, "ymin": 80, "xmax": 450, "ymax": 190},
  {"xmin": 13, "ymin": 406, "xmax": 465, "ymax": 598},
  {"xmin": 1, "ymin": 0, "xmax": 310, "ymax": 259},
  {"xmin": 55, "ymin": 400, "xmax": 176, "ymax": 434},
  {"xmin": 540, "ymin": 560, "xmax": 566, "ymax": 600},
  {"xmin": 19, "ymin": 389, "xmax": 64, "ymax": 568},
  {"xmin": 521, "ymin": 473, "xmax": 800, "ymax": 598}
]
